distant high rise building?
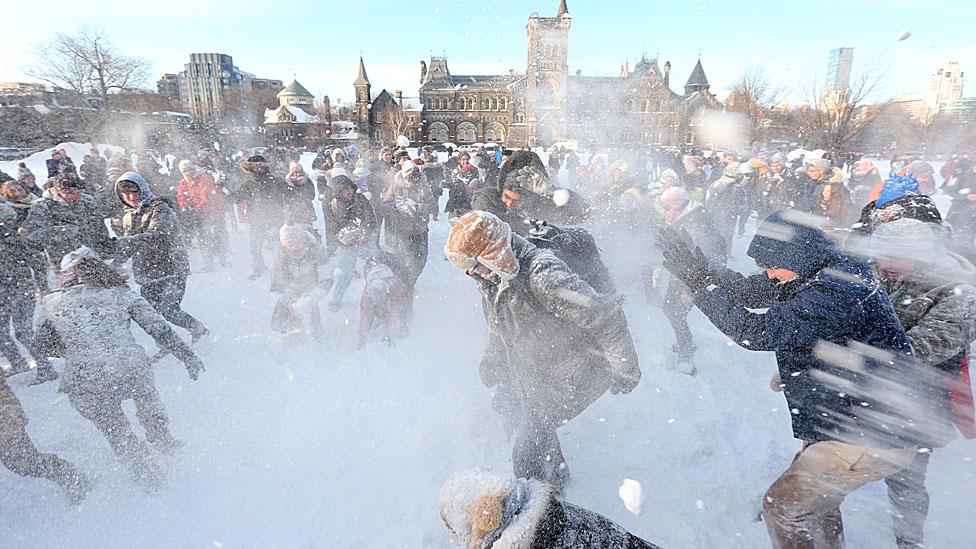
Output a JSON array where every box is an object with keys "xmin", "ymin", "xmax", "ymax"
[
  {"xmin": 176, "ymin": 53, "xmax": 282, "ymax": 122},
  {"xmin": 156, "ymin": 73, "xmax": 180, "ymax": 100},
  {"xmin": 826, "ymin": 47, "xmax": 854, "ymax": 92},
  {"xmin": 926, "ymin": 60, "xmax": 964, "ymax": 122}
]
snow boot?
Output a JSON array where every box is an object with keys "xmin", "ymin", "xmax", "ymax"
[
  {"xmin": 28, "ymin": 365, "xmax": 59, "ymax": 386},
  {"xmin": 190, "ymin": 325, "xmax": 210, "ymax": 344}
]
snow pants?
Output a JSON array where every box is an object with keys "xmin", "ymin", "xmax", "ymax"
[
  {"xmin": 763, "ymin": 440, "xmax": 917, "ymax": 549},
  {"xmin": 0, "ymin": 431, "xmax": 81, "ymax": 491},
  {"xmin": 662, "ymin": 280, "xmax": 695, "ymax": 361},
  {"xmin": 0, "ymin": 294, "xmax": 49, "ymax": 372},
  {"xmin": 141, "ymin": 275, "xmax": 206, "ymax": 336},
  {"xmin": 884, "ymin": 450, "xmax": 932, "ymax": 548},
  {"xmin": 67, "ymin": 373, "xmax": 171, "ymax": 486}
]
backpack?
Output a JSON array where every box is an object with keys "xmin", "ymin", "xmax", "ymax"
[{"xmin": 526, "ymin": 219, "xmax": 616, "ymax": 295}]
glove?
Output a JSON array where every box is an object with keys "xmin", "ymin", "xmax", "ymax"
[
  {"xmin": 609, "ymin": 367, "xmax": 640, "ymax": 395},
  {"xmin": 655, "ymin": 227, "xmax": 712, "ymax": 292},
  {"xmin": 184, "ymin": 356, "xmax": 204, "ymax": 381}
]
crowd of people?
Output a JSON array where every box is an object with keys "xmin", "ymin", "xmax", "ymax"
[{"xmin": 1, "ymin": 137, "xmax": 976, "ymax": 548}]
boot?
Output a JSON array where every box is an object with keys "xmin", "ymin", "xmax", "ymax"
[
  {"xmin": 190, "ymin": 325, "xmax": 210, "ymax": 344},
  {"xmin": 28, "ymin": 365, "xmax": 59, "ymax": 386},
  {"xmin": 125, "ymin": 444, "xmax": 163, "ymax": 491}
]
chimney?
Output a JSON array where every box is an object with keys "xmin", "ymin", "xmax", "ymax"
[{"xmin": 395, "ymin": 90, "xmax": 403, "ymax": 106}]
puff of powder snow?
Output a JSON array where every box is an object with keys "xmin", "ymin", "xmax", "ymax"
[{"xmin": 618, "ymin": 479, "xmax": 644, "ymax": 516}]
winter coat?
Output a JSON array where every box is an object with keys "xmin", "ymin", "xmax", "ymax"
[
  {"xmin": 177, "ymin": 171, "xmax": 225, "ymax": 220},
  {"xmin": 881, "ymin": 254, "xmax": 976, "ymax": 446},
  {"xmin": 42, "ymin": 284, "xmax": 196, "ymax": 395},
  {"xmin": 4, "ymin": 195, "xmax": 38, "ymax": 229},
  {"xmin": 814, "ymin": 180, "xmax": 854, "ymax": 227},
  {"xmin": 704, "ymin": 173, "xmax": 739, "ymax": 236},
  {"xmin": 329, "ymin": 192, "xmax": 376, "ymax": 249},
  {"xmin": 116, "ymin": 186, "xmax": 190, "ymax": 285},
  {"xmin": 0, "ymin": 376, "xmax": 28, "ymax": 442},
  {"xmin": 283, "ymin": 174, "xmax": 317, "ymax": 226},
  {"xmin": 238, "ymin": 164, "xmax": 285, "ymax": 226},
  {"xmin": 698, "ymin": 211, "xmax": 939, "ymax": 448},
  {"xmin": 854, "ymin": 195, "xmax": 942, "ymax": 234},
  {"xmin": 478, "ymin": 235, "xmax": 640, "ymax": 421},
  {"xmin": 444, "ymin": 164, "xmax": 478, "ymax": 214},
  {"xmin": 270, "ymin": 241, "xmax": 330, "ymax": 297},
  {"xmin": 24, "ymin": 189, "xmax": 112, "ymax": 267},
  {"xmin": 0, "ymin": 232, "xmax": 49, "ymax": 298},
  {"xmin": 383, "ymin": 168, "xmax": 432, "ymax": 236}
]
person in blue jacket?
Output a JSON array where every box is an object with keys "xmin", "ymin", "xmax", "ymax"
[{"xmin": 656, "ymin": 209, "xmax": 944, "ymax": 549}]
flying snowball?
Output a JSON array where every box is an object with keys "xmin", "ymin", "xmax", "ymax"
[
  {"xmin": 396, "ymin": 135, "xmax": 410, "ymax": 148},
  {"xmin": 896, "ymin": 29, "xmax": 912, "ymax": 41},
  {"xmin": 618, "ymin": 479, "xmax": 644, "ymax": 516},
  {"xmin": 552, "ymin": 189, "xmax": 570, "ymax": 207}
]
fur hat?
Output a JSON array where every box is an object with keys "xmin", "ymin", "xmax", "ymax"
[
  {"xmin": 437, "ymin": 469, "xmax": 511, "ymax": 548},
  {"xmin": 445, "ymin": 211, "xmax": 519, "ymax": 280}
]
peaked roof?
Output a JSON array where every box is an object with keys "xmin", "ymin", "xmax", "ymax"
[
  {"xmin": 278, "ymin": 79, "xmax": 313, "ymax": 98},
  {"xmin": 684, "ymin": 59, "xmax": 709, "ymax": 92},
  {"xmin": 557, "ymin": 0, "xmax": 569, "ymax": 16},
  {"xmin": 354, "ymin": 57, "xmax": 370, "ymax": 86}
]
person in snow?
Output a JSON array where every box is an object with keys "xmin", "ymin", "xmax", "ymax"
[
  {"xmin": 238, "ymin": 155, "xmax": 286, "ymax": 279},
  {"xmin": 270, "ymin": 223, "xmax": 331, "ymax": 336},
  {"xmin": 43, "ymin": 248, "xmax": 204, "ymax": 489},
  {"xmin": 417, "ymin": 146, "xmax": 444, "ymax": 221},
  {"xmin": 849, "ymin": 159, "xmax": 884, "ymax": 207},
  {"xmin": 656, "ymin": 209, "xmax": 943, "ymax": 549},
  {"xmin": 1, "ymin": 180, "xmax": 40, "ymax": 228},
  {"xmin": 906, "ymin": 161, "xmax": 937, "ymax": 196},
  {"xmin": 437, "ymin": 469, "xmax": 660, "ymax": 549},
  {"xmin": 444, "ymin": 152, "xmax": 479, "ymax": 220},
  {"xmin": 24, "ymin": 172, "xmax": 113, "ymax": 271},
  {"xmin": 445, "ymin": 210, "xmax": 640, "ymax": 487},
  {"xmin": 853, "ymin": 168, "xmax": 941, "ymax": 235},
  {"xmin": 793, "ymin": 158, "xmax": 830, "ymax": 214},
  {"xmin": 283, "ymin": 161, "xmax": 317, "ymax": 228},
  {"xmin": 0, "ymin": 374, "xmax": 91, "ymax": 503},
  {"xmin": 177, "ymin": 159, "xmax": 228, "ymax": 270},
  {"xmin": 759, "ymin": 153, "xmax": 795, "ymax": 217},
  {"xmin": 704, "ymin": 161, "xmax": 741, "ymax": 256},
  {"xmin": 0, "ymin": 201, "xmax": 59, "ymax": 385},
  {"xmin": 114, "ymin": 172, "xmax": 209, "ymax": 343},
  {"xmin": 813, "ymin": 165, "xmax": 854, "ymax": 228},
  {"xmin": 497, "ymin": 150, "xmax": 587, "ymax": 234},
  {"xmin": 865, "ymin": 218, "xmax": 976, "ymax": 549},
  {"xmin": 650, "ymin": 187, "xmax": 726, "ymax": 373},
  {"xmin": 324, "ymin": 176, "xmax": 377, "ymax": 312},
  {"xmin": 357, "ymin": 250, "xmax": 410, "ymax": 348},
  {"xmin": 382, "ymin": 157, "xmax": 433, "ymax": 328}
]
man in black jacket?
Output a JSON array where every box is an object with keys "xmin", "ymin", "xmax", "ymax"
[
  {"xmin": 445, "ymin": 210, "xmax": 640, "ymax": 488},
  {"xmin": 238, "ymin": 155, "xmax": 286, "ymax": 279}
]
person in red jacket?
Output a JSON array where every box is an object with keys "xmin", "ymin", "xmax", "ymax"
[{"xmin": 177, "ymin": 159, "xmax": 228, "ymax": 270}]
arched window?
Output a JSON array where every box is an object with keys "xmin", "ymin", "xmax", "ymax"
[
  {"xmin": 428, "ymin": 121, "xmax": 449, "ymax": 142},
  {"xmin": 501, "ymin": 98, "xmax": 508, "ymax": 110},
  {"xmin": 467, "ymin": 98, "xmax": 475, "ymax": 110},
  {"xmin": 484, "ymin": 122, "xmax": 506, "ymax": 143},
  {"xmin": 456, "ymin": 121, "xmax": 477, "ymax": 143}
]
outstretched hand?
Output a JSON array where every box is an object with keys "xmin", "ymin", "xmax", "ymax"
[
  {"xmin": 185, "ymin": 356, "xmax": 204, "ymax": 381},
  {"xmin": 654, "ymin": 227, "xmax": 712, "ymax": 292}
]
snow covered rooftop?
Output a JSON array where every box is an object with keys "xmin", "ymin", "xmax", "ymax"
[{"xmin": 264, "ymin": 105, "xmax": 321, "ymax": 125}]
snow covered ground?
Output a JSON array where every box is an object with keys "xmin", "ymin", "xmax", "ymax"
[{"xmin": 2, "ymin": 151, "xmax": 975, "ymax": 548}]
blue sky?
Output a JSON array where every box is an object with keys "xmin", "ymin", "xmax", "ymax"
[{"xmin": 4, "ymin": 0, "xmax": 974, "ymax": 106}]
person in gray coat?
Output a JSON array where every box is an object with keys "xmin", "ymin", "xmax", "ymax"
[
  {"xmin": 653, "ymin": 187, "xmax": 727, "ymax": 374},
  {"xmin": 444, "ymin": 211, "xmax": 640, "ymax": 488},
  {"xmin": 0, "ymin": 202, "xmax": 60, "ymax": 385},
  {"xmin": 24, "ymin": 173, "xmax": 113, "ymax": 270},
  {"xmin": 114, "ymin": 172, "xmax": 208, "ymax": 341},
  {"xmin": 43, "ymin": 248, "xmax": 204, "ymax": 490},
  {"xmin": 868, "ymin": 218, "xmax": 976, "ymax": 549}
]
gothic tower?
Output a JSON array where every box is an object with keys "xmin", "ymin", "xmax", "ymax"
[
  {"xmin": 524, "ymin": 0, "xmax": 571, "ymax": 146},
  {"xmin": 353, "ymin": 57, "xmax": 371, "ymax": 133}
]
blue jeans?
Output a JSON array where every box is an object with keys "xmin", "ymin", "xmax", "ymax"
[{"xmin": 327, "ymin": 244, "xmax": 373, "ymax": 306}]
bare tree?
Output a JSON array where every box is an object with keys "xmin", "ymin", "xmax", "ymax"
[
  {"xmin": 727, "ymin": 66, "xmax": 783, "ymax": 146},
  {"xmin": 795, "ymin": 58, "xmax": 891, "ymax": 155},
  {"xmin": 380, "ymin": 106, "xmax": 407, "ymax": 142},
  {"xmin": 28, "ymin": 28, "xmax": 149, "ymax": 103}
]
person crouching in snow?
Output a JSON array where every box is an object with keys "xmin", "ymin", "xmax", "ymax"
[
  {"xmin": 42, "ymin": 247, "xmax": 204, "ymax": 490},
  {"xmin": 357, "ymin": 251, "xmax": 410, "ymax": 349},
  {"xmin": 437, "ymin": 469, "xmax": 659, "ymax": 549},
  {"xmin": 270, "ymin": 223, "xmax": 331, "ymax": 337},
  {"xmin": 444, "ymin": 210, "xmax": 640, "ymax": 488},
  {"xmin": 655, "ymin": 210, "xmax": 944, "ymax": 549}
]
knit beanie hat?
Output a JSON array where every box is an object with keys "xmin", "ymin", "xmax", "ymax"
[
  {"xmin": 806, "ymin": 158, "xmax": 831, "ymax": 174},
  {"xmin": 876, "ymin": 172, "xmax": 920, "ymax": 208},
  {"xmin": 657, "ymin": 168, "xmax": 679, "ymax": 188},
  {"xmin": 445, "ymin": 211, "xmax": 519, "ymax": 281},
  {"xmin": 16, "ymin": 163, "xmax": 34, "ymax": 181}
]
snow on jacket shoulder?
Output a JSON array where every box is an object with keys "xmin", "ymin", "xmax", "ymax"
[
  {"xmin": 42, "ymin": 284, "xmax": 195, "ymax": 394},
  {"xmin": 25, "ymin": 191, "xmax": 111, "ymax": 262}
]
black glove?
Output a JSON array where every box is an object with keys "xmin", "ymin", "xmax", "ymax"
[
  {"xmin": 184, "ymin": 356, "xmax": 204, "ymax": 381},
  {"xmin": 609, "ymin": 368, "xmax": 640, "ymax": 395},
  {"xmin": 655, "ymin": 227, "xmax": 712, "ymax": 292}
]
